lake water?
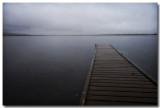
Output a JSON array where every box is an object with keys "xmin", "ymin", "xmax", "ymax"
[{"xmin": 3, "ymin": 35, "xmax": 158, "ymax": 105}]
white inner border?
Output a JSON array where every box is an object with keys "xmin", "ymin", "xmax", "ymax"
[{"xmin": 1, "ymin": 0, "xmax": 159, "ymax": 108}]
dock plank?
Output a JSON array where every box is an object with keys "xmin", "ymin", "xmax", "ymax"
[
  {"xmin": 88, "ymin": 90, "xmax": 157, "ymax": 98},
  {"xmin": 85, "ymin": 100, "xmax": 155, "ymax": 105},
  {"xmin": 86, "ymin": 95, "xmax": 157, "ymax": 104},
  {"xmin": 89, "ymin": 86, "xmax": 157, "ymax": 93}
]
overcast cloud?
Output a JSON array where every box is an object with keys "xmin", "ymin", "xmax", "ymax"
[{"xmin": 3, "ymin": 3, "xmax": 158, "ymax": 35}]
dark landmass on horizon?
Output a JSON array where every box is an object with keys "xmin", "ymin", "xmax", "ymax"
[{"xmin": 3, "ymin": 33, "xmax": 158, "ymax": 36}]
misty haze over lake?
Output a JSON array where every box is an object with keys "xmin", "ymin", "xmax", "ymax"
[{"xmin": 3, "ymin": 3, "xmax": 158, "ymax": 105}]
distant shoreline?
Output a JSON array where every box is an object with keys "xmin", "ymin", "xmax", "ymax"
[{"xmin": 3, "ymin": 33, "xmax": 158, "ymax": 36}]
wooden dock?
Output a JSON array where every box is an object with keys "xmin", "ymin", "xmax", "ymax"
[{"xmin": 80, "ymin": 44, "xmax": 157, "ymax": 105}]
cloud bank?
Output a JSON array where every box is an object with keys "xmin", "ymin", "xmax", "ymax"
[{"xmin": 3, "ymin": 3, "xmax": 158, "ymax": 35}]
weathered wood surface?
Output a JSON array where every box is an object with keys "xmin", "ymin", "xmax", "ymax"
[{"xmin": 80, "ymin": 44, "xmax": 157, "ymax": 105}]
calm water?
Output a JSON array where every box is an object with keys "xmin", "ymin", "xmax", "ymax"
[{"xmin": 3, "ymin": 35, "xmax": 158, "ymax": 105}]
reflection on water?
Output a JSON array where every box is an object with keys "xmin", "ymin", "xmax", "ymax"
[{"xmin": 3, "ymin": 35, "xmax": 157, "ymax": 105}]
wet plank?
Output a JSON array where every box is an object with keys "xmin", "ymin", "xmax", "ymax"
[
  {"xmin": 88, "ymin": 90, "xmax": 157, "ymax": 98},
  {"xmin": 86, "ymin": 95, "xmax": 157, "ymax": 104},
  {"xmin": 85, "ymin": 100, "xmax": 156, "ymax": 105},
  {"xmin": 89, "ymin": 86, "xmax": 157, "ymax": 93},
  {"xmin": 89, "ymin": 82, "xmax": 156, "ymax": 88},
  {"xmin": 90, "ymin": 79, "xmax": 153, "ymax": 85}
]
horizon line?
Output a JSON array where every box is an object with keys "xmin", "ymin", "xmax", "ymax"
[{"xmin": 3, "ymin": 33, "xmax": 158, "ymax": 36}]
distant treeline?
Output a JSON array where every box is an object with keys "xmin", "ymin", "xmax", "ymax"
[{"xmin": 3, "ymin": 33, "xmax": 157, "ymax": 36}]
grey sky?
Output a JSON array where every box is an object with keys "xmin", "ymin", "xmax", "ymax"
[{"xmin": 3, "ymin": 3, "xmax": 158, "ymax": 35}]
